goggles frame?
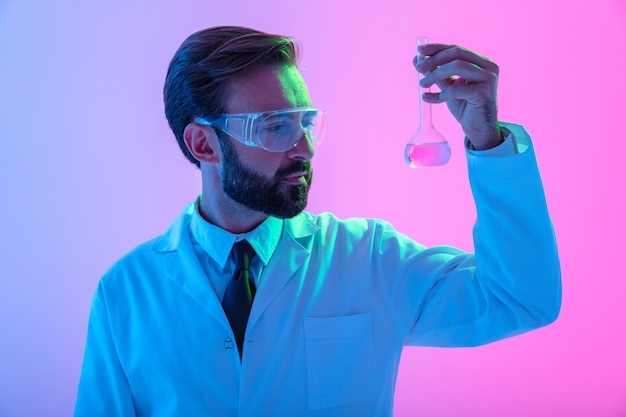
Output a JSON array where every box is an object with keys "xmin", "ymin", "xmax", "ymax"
[{"xmin": 196, "ymin": 107, "xmax": 326, "ymax": 152}]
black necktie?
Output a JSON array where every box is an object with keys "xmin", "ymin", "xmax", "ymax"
[{"xmin": 222, "ymin": 240, "xmax": 256, "ymax": 359}]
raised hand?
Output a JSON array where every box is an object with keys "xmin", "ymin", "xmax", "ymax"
[{"xmin": 414, "ymin": 44, "xmax": 502, "ymax": 150}]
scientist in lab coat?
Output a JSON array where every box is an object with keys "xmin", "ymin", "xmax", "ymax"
[{"xmin": 75, "ymin": 26, "xmax": 561, "ymax": 416}]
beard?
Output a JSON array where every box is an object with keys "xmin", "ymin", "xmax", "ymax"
[{"xmin": 220, "ymin": 140, "xmax": 313, "ymax": 219}]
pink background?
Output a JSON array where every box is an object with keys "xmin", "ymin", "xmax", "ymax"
[{"xmin": 1, "ymin": 0, "xmax": 625, "ymax": 415}]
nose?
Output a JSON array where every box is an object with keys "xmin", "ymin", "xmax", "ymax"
[{"xmin": 287, "ymin": 133, "xmax": 314, "ymax": 161}]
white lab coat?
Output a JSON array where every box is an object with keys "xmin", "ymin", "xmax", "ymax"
[{"xmin": 75, "ymin": 123, "xmax": 561, "ymax": 416}]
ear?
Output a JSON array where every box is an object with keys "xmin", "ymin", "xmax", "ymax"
[{"xmin": 183, "ymin": 123, "xmax": 221, "ymax": 164}]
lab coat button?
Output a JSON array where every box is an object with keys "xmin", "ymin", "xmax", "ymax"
[{"xmin": 224, "ymin": 339, "xmax": 233, "ymax": 350}]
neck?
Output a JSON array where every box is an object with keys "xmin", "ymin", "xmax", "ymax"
[{"xmin": 198, "ymin": 190, "xmax": 269, "ymax": 235}]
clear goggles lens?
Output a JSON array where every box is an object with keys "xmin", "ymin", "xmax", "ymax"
[{"xmin": 197, "ymin": 108, "xmax": 326, "ymax": 152}]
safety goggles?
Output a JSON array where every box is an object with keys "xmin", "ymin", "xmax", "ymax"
[{"xmin": 197, "ymin": 107, "xmax": 327, "ymax": 153}]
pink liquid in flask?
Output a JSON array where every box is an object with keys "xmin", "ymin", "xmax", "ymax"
[{"xmin": 405, "ymin": 142, "xmax": 451, "ymax": 167}]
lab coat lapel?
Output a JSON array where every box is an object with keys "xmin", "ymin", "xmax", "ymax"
[
  {"xmin": 152, "ymin": 205, "xmax": 231, "ymax": 330},
  {"xmin": 247, "ymin": 213, "xmax": 319, "ymax": 329}
]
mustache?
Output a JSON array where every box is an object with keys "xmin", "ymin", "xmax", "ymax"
[{"xmin": 276, "ymin": 161, "xmax": 312, "ymax": 178}]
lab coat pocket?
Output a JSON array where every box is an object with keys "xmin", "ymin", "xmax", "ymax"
[{"xmin": 303, "ymin": 313, "xmax": 378, "ymax": 410}]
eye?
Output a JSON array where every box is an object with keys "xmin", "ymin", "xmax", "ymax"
[
  {"xmin": 300, "ymin": 110, "xmax": 321, "ymax": 129},
  {"xmin": 260, "ymin": 121, "xmax": 290, "ymax": 133},
  {"xmin": 301, "ymin": 115, "xmax": 318, "ymax": 130}
]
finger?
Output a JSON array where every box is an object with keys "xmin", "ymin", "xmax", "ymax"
[
  {"xmin": 417, "ymin": 45, "xmax": 498, "ymax": 75},
  {"xmin": 413, "ymin": 44, "xmax": 456, "ymax": 69},
  {"xmin": 417, "ymin": 43, "xmax": 456, "ymax": 56},
  {"xmin": 420, "ymin": 60, "xmax": 496, "ymax": 88},
  {"xmin": 424, "ymin": 81, "xmax": 492, "ymax": 104},
  {"xmin": 421, "ymin": 77, "xmax": 458, "ymax": 103},
  {"xmin": 422, "ymin": 92, "xmax": 443, "ymax": 104}
]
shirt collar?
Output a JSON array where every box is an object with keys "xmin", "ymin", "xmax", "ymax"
[{"xmin": 189, "ymin": 198, "xmax": 283, "ymax": 269}]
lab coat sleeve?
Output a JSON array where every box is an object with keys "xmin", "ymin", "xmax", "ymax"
[
  {"xmin": 401, "ymin": 122, "xmax": 562, "ymax": 346},
  {"xmin": 74, "ymin": 282, "xmax": 136, "ymax": 416}
]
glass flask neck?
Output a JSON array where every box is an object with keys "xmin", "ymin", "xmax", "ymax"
[{"xmin": 418, "ymin": 82, "xmax": 435, "ymax": 130}]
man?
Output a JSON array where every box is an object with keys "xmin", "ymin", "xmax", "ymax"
[{"xmin": 75, "ymin": 26, "xmax": 561, "ymax": 416}]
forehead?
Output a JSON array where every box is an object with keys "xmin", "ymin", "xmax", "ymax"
[{"xmin": 225, "ymin": 64, "xmax": 312, "ymax": 114}]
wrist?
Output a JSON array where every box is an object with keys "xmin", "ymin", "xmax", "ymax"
[{"xmin": 467, "ymin": 127, "xmax": 505, "ymax": 151}]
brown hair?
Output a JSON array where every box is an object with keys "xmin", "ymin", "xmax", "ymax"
[{"xmin": 163, "ymin": 26, "xmax": 299, "ymax": 168}]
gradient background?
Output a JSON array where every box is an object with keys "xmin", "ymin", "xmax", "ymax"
[{"xmin": 1, "ymin": 0, "xmax": 625, "ymax": 416}]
